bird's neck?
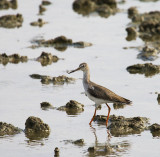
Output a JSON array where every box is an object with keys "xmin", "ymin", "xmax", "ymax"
[{"xmin": 83, "ymin": 69, "xmax": 90, "ymax": 83}]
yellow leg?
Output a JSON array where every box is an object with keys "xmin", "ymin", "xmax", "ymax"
[
  {"xmin": 106, "ymin": 103, "xmax": 111, "ymax": 127},
  {"xmin": 89, "ymin": 108, "xmax": 97, "ymax": 125}
]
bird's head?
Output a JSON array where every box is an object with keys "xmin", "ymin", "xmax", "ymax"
[{"xmin": 67, "ymin": 63, "xmax": 88, "ymax": 74}]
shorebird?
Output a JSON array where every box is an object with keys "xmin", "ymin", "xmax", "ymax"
[{"xmin": 68, "ymin": 63, "xmax": 132, "ymax": 126}]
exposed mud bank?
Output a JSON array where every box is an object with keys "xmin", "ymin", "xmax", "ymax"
[
  {"xmin": 126, "ymin": 63, "xmax": 160, "ymax": 77},
  {"xmin": 25, "ymin": 116, "xmax": 50, "ymax": 140},
  {"xmin": 30, "ymin": 36, "xmax": 92, "ymax": 51},
  {"xmin": 0, "ymin": 14, "xmax": 23, "ymax": 28},
  {"xmin": 0, "ymin": 122, "xmax": 22, "ymax": 136},
  {"xmin": 30, "ymin": 74, "xmax": 75, "ymax": 85},
  {"xmin": 72, "ymin": 0, "xmax": 118, "ymax": 18},
  {"xmin": 0, "ymin": 53, "xmax": 27, "ymax": 65}
]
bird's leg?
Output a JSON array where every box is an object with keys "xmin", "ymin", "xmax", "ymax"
[
  {"xmin": 89, "ymin": 108, "xmax": 97, "ymax": 125},
  {"xmin": 106, "ymin": 103, "xmax": 111, "ymax": 127}
]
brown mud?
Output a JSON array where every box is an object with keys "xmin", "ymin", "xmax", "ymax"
[
  {"xmin": 30, "ymin": 35, "xmax": 92, "ymax": 51},
  {"xmin": 25, "ymin": 116, "xmax": 50, "ymax": 140},
  {"xmin": 72, "ymin": 0, "xmax": 118, "ymax": 18},
  {"xmin": 30, "ymin": 74, "xmax": 75, "ymax": 85},
  {"xmin": 57, "ymin": 100, "xmax": 84, "ymax": 115},
  {"xmin": 126, "ymin": 63, "xmax": 160, "ymax": 77},
  {"xmin": 0, "ymin": 122, "xmax": 22, "ymax": 136},
  {"xmin": 0, "ymin": 14, "xmax": 23, "ymax": 28}
]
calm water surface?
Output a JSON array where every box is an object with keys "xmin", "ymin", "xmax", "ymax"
[{"xmin": 0, "ymin": 0, "xmax": 160, "ymax": 156}]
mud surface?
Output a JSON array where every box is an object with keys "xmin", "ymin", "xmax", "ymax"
[
  {"xmin": 30, "ymin": 18, "xmax": 47, "ymax": 27},
  {"xmin": 87, "ymin": 141, "xmax": 130, "ymax": 156},
  {"xmin": 72, "ymin": 0, "xmax": 117, "ymax": 18},
  {"xmin": 30, "ymin": 35, "xmax": 92, "ymax": 51},
  {"xmin": 57, "ymin": 100, "xmax": 84, "ymax": 115},
  {"xmin": 0, "ymin": 122, "xmax": 21, "ymax": 136},
  {"xmin": 94, "ymin": 115, "xmax": 149, "ymax": 136},
  {"xmin": 0, "ymin": 0, "xmax": 17, "ymax": 10},
  {"xmin": 25, "ymin": 116, "xmax": 50, "ymax": 140},
  {"xmin": 30, "ymin": 74, "xmax": 75, "ymax": 85},
  {"xmin": 0, "ymin": 14, "xmax": 23, "ymax": 28},
  {"xmin": 36, "ymin": 52, "xmax": 59, "ymax": 66},
  {"xmin": 149, "ymin": 123, "xmax": 160, "ymax": 137},
  {"xmin": 126, "ymin": 9, "xmax": 160, "ymax": 60},
  {"xmin": 40, "ymin": 102, "xmax": 55, "ymax": 110},
  {"xmin": 126, "ymin": 63, "xmax": 160, "ymax": 77},
  {"xmin": 0, "ymin": 53, "xmax": 27, "ymax": 65}
]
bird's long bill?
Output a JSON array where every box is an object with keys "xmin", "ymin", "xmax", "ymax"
[{"xmin": 67, "ymin": 67, "xmax": 80, "ymax": 74}]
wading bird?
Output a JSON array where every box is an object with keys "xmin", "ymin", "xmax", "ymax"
[{"xmin": 68, "ymin": 63, "xmax": 132, "ymax": 126}]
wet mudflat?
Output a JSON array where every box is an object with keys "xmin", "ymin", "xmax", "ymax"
[{"xmin": 0, "ymin": 0, "xmax": 160, "ymax": 157}]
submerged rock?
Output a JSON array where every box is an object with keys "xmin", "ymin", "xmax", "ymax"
[
  {"xmin": 137, "ymin": 46, "xmax": 158, "ymax": 61},
  {"xmin": 94, "ymin": 115, "xmax": 149, "ymax": 136},
  {"xmin": 30, "ymin": 74, "xmax": 75, "ymax": 85},
  {"xmin": 128, "ymin": 7, "xmax": 138, "ymax": 19},
  {"xmin": 25, "ymin": 116, "xmax": 50, "ymax": 140},
  {"xmin": 39, "ymin": 4, "xmax": 46, "ymax": 15},
  {"xmin": 0, "ymin": 53, "xmax": 28, "ymax": 65},
  {"xmin": 40, "ymin": 102, "xmax": 55, "ymax": 110},
  {"xmin": 36, "ymin": 52, "xmax": 59, "ymax": 66},
  {"xmin": 63, "ymin": 138, "xmax": 84, "ymax": 146},
  {"xmin": 42, "ymin": 0, "xmax": 51, "ymax": 6},
  {"xmin": 72, "ymin": 0, "xmax": 117, "ymax": 18},
  {"xmin": 88, "ymin": 145, "xmax": 113, "ymax": 156},
  {"xmin": 126, "ymin": 63, "xmax": 160, "ymax": 77},
  {"xmin": 30, "ymin": 18, "xmax": 47, "ymax": 27},
  {"xmin": 149, "ymin": 123, "xmax": 160, "ymax": 137},
  {"xmin": 157, "ymin": 94, "xmax": 160, "ymax": 104},
  {"xmin": 30, "ymin": 35, "xmax": 92, "ymax": 51},
  {"xmin": 54, "ymin": 147, "xmax": 60, "ymax": 157},
  {"xmin": 126, "ymin": 27, "xmax": 138, "ymax": 41},
  {"xmin": 57, "ymin": 100, "xmax": 84, "ymax": 115},
  {"xmin": 0, "ymin": 0, "xmax": 18, "ymax": 10},
  {"xmin": 0, "ymin": 14, "xmax": 23, "ymax": 28},
  {"xmin": 0, "ymin": 122, "xmax": 22, "ymax": 136}
]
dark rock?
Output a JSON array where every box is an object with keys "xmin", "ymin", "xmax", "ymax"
[
  {"xmin": 42, "ymin": 0, "xmax": 51, "ymax": 5},
  {"xmin": 0, "ymin": 14, "xmax": 23, "ymax": 28},
  {"xmin": 73, "ymin": 139, "xmax": 84, "ymax": 146},
  {"xmin": 0, "ymin": 122, "xmax": 22, "ymax": 136},
  {"xmin": 128, "ymin": 7, "xmax": 138, "ymax": 19},
  {"xmin": 126, "ymin": 63, "xmax": 160, "ymax": 77},
  {"xmin": 54, "ymin": 147, "xmax": 59, "ymax": 157},
  {"xmin": 36, "ymin": 52, "xmax": 59, "ymax": 66},
  {"xmin": 0, "ymin": 53, "xmax": 28, "ymax": 65},
  {"xmin": 25, "ymin": 116, "xmax": 50, "ymax": 140},
  {"xmin": 52, "ymin": 75, "xmax": 75, "ymax": 85},
  {"xmin": 94, "ymin": 115, "xmax": 149, "ymax": 136},
  {"xmin": 88, "ymin": 146, "xmax": 95, "ymax": 153},
  {"xmin": 0, "ymin": 0, "xmax": 18, "ymax": 10},
  {"xmin": 30, "ymin": 74, "xmax": 75, "ymax": 85},
  {"xmin": 157, "ymin": 94, "xmax": 160, "ymax": 105},
  {"xmin": 30, "ymin": 36, "xmax": 92, "ymax": 51},
  {"xmin": 126, "ymin": 27, "xmax": 138, "ymax": 41},
  {"xmin": 72, "ymin": 0, "xmax": 117, "ymax": 18},
  {"xmin": 39, "ymin": 4, "xmax": 46, "ymax": 15},
  {"xmin": 63, "ymin": 138, "xmax": 84, "ymax": 146},
  {"xmin": 40, "ymin": 102, "xmax": 55, "ymax": 110},
  {"xmin": 137, "ymin": 46, "xmax": 158, "ymax": 61},
  {"xmin": 57, "ymin": 100, "xmax": 84, "ymax": 115},
  {"xmin": 30, "ymin": 18, "xmax": 47, "ymax": 27},
  {"xmin": 149, "ymin": 123, "xmax": 160, "ymax": 137},
  {"xmin": 73, "ymin": 41, "xmax": 92, "ymax": 48}
]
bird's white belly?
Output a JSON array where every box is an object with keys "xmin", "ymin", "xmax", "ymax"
[{"xmin": 85, "ymin": 90, "xmax": 108, "ymax": 105}]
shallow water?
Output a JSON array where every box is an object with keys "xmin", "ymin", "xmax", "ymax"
[{"xmin": 0, "ymin": 0, "xmax": 160, "ymax": 156}]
